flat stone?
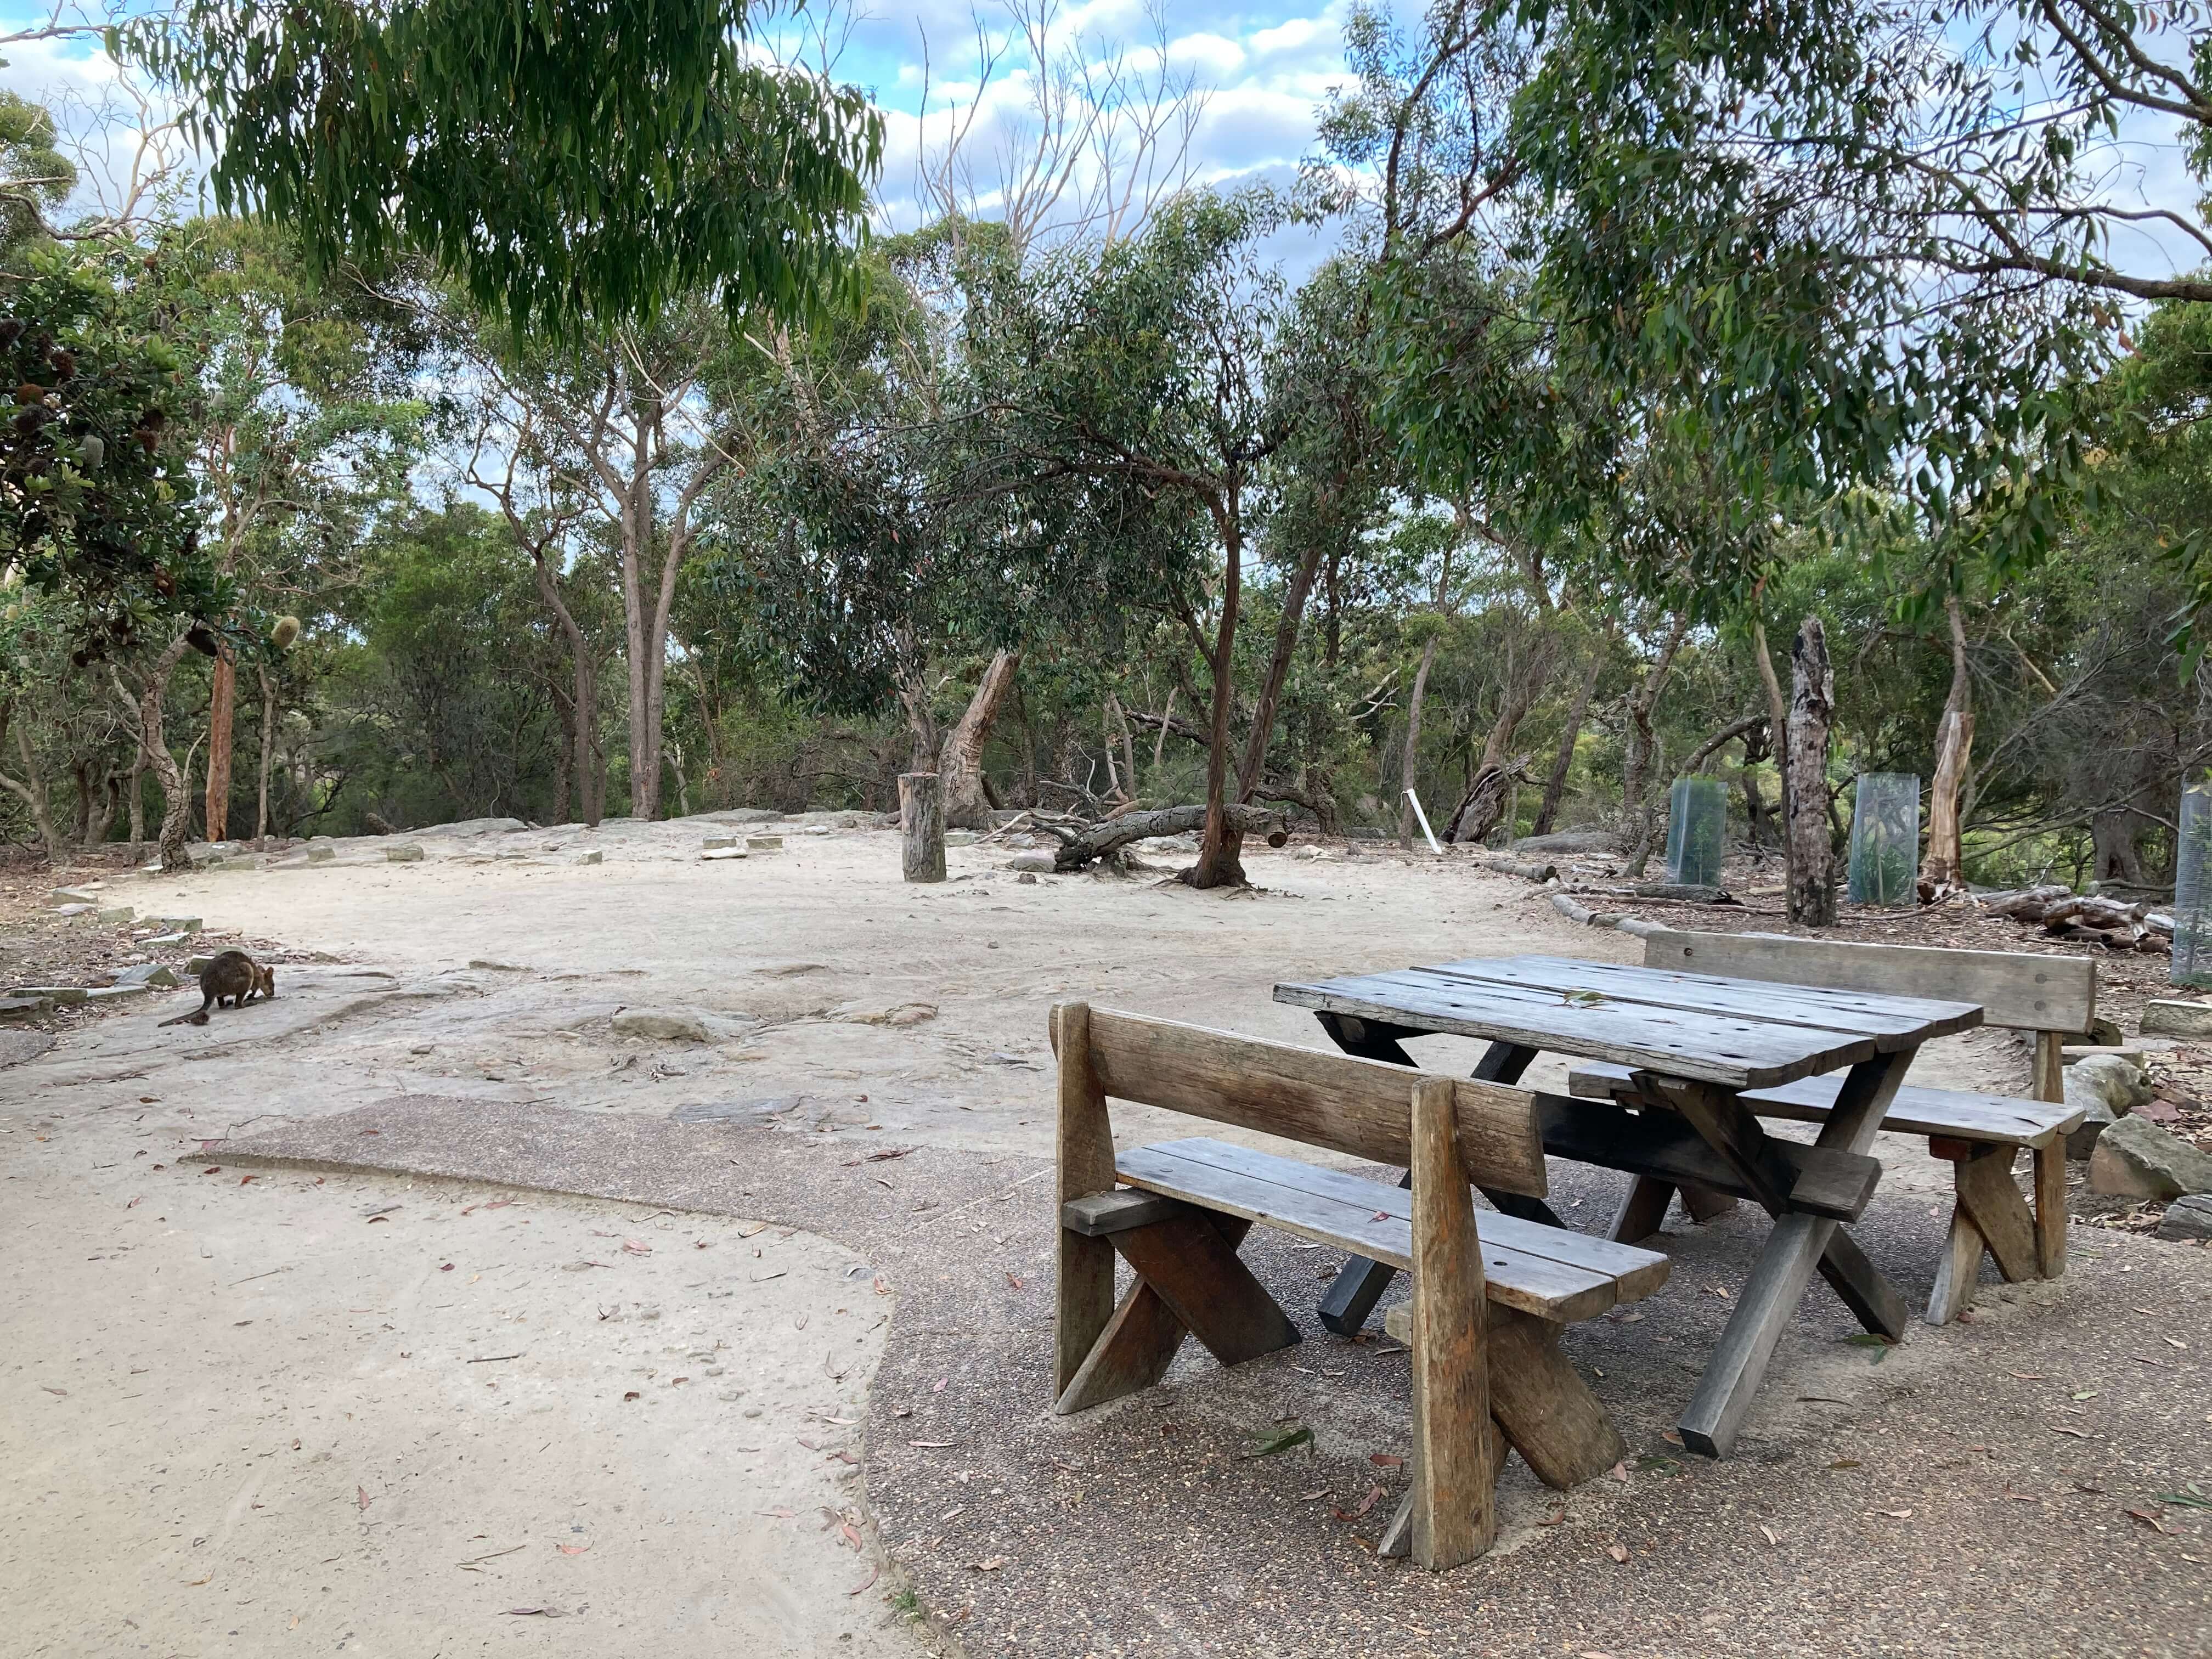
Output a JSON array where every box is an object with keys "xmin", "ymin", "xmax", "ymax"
[
  {"xmin": 84, "ymin": 984, "xmax": 148, "ymax": 1002},
  {"xmin": 745, "ymin": 836, "xmax": 784, "ymax": 853},
  {"xmin": 702, "ymin": 836, "xmax": 740, "ymax": 850},
  {"xmin": 2068, "ymin": 1052, "xmax": 2152, "ymax": 1122},
  {"xmin": 2157, "ymin": 1193, "xmax": 2212, "ymax": 1242},
  {"xmin": 2142, "ymin": 998, "xmax": 2212, "ymax": 1038},
  {"xmin": 385, "ymin": 844, "xmax": 426, "ymax": 862},
  {"xmin": 96, "ymin": 906, "xmax": 134, "ymax": 924},
  {"xmin": 306, "ymin": 845, "xmax": 336, "ymax": 862},
  {"xmin": 2089, "ymin": 1114, "xmax": 2212, "ymax": 1200},
  {"xmin": 715, "ymin": 809, "xmax": 783, "ymax": 826},
  {"xmin": 0, "ymin": 996, "xmax": 49, "ymax": 1015},
  {"xmin": 142, "ymin": 916, "xmax": 201, "ymax": 934},
  {"xmin": 672, "ymin": 1097, "xmax": 804, "ymax": 1124},
  {"xmin": 49, "ymin": 887, "xmax": 98, "ymax": 904},
  {"xmin": 1006, "ymin": 851, "xmax": 1056, "ymax": 873},
  {"xmin": 610, "ymin": 1009, "xmax": 710, "ymax": 1043},
  {"xmin": 1016, "ymin": 872, "xmax": 1038, "ymax": 885},
  {"xmin": 115, "ymin": 964, "xmax": 183, "ymax": 989},
  {"xmin": 185, "ymin": 955, "xmax": 214, "ymax": 976},
  {"xmin": 143, "ymin": 933, "xmax": 191, "ymax": 948},
  {"xmin": 574, "ymin": 851, "xmax": 603, "ymax": 866},
  {"xmin": 945, "ymin": 830, "xmax": 979, "ymax": 847},
  {"xmin": 701, "ymin": 848, "xmax": 749, "ymax": 862},
  {"xmin": 2062, "ymin": 1044, "xmax": 2147, "ymax": 1070},
  {"xmin": 12, "ymin": 986, "xmax": 88, "ymax": 1004},
  {"xmin": 468, "ymin": 960, "xmax": 531, "ymax": 972},
  {"xmin": 51, "ymin": 904, "xmax": 95, "ymax": 918}
]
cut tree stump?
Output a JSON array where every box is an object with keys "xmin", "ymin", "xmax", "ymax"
[{"xmin": 899, "ymin": 772, "xmax": 946, "ymax": 884}]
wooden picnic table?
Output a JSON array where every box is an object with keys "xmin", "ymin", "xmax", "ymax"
[{"xmin": 1273, "ymin": 953, "xmax": 1984, "ymax": 1458}]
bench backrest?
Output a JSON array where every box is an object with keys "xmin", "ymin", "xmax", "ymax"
[
  {"xmin": 1640, "ymin": 929, "xmax": 2096, "ymax": 1036},
  {"xmin": 1051, "ymin": 1002, "xmax": 1547, "ymax": 1198}
]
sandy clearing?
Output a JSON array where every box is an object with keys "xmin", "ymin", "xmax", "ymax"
[{"xmin": 2, "ymin": 818, "xmax": 2040, "ymax": 1654}]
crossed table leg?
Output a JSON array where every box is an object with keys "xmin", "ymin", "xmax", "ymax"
[{"xmin": 1311, "ymin": 1010, "xmax": 1918, "ymax": 1459}]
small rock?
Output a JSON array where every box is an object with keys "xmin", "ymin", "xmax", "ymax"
[
  {"xmin": 2089, "ymin": 1114, "xmax": 2212, "ymax": 1200},
  {"xmin": 306, "ymin": 845, "xmax": 336, "ymax": 863},
  {"xmin": 385, "ymin": 843, "xmax": 426, "ymax": 862},
  {"xmin": 2064, "ymin": 1053, "xmax": 2152, "ymax": 1158},
  {"xmin": 610, "ymin": 1009, "xmax": 711, "ymax": 1043},
  {"xmin": 143, "ymin": 916, "xmax": 201, "ymax": 934},
  {"xmin": 52, "ymin": 903, "xmax": 95, "ymax": 917},
  {"xmin": 49, "ymin": 887, "xmax": 99, "ymax": 904},
  {"xmin": 838, "ymin": 815, "xmax": 860, "ymax": 829},
  {"xmin": 2157, "ymin": 1193, "xmax": 2212, "ymax": 1242},
  {"xmin": 840, "ymin": 1002, "xmax": 937, "ymax": 1028},
  {"xmin": 97, "ymin": 906, "xmax": 134, "ymax": 924},
  {"xmin": 115, "ymin": 964, "xmax": 182, "ymax": 989},
  {"xmin": 1017, "ymin": 872, "xmax": 1038, "ymax": 885},
  {"xmin": 11, "ymin": 986, "xmax": 88, "ymax": 1003},
  {"xmin": 185, "ymin": 955, "xmax": 214, "ymax": 975},
  {"xmin": 2142, "ymin": 998, "xmax": 2212, "ymax": 1038},
  {"xmin": 84, "ymin": 984, "xmax": 148, "ymax": 1002},
  {"xmin": 701, "ymin": 847, "xmax": 749, "ymax": 862},
  {"xmin": 468, "ymin": 960, "xmax": 530, "ymax": 972},
  {"xmin": 143, "ymin": 933, "xmax": 192, "ymax": 948},
  {"xmin": 574, "ymin": 850, "xmax": 603, "ymax": 866},
  {"xmin": 702, "ymin": 836, "xmax": 740, "ymax": 850},
  {"xmin": 945, "ymin": 829, "xmax": 979, "ymax": 847},
  {"xmin": 745, "ymin": 836, "xmax": 783, "ymax": 853},
  {"xmin": 1006, "ymin": 851, "xmax": 1056, "ymax": 873}
]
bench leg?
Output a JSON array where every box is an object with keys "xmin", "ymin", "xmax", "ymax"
[
  {"xmin": 1487, "ymin": 1307, "xmax": 1625, "ymax": 1488},
  {"xmin": 1818, "ymin": 1229, "xmax": 1911, "ymax": 1340},
  {"xmin": 1408, "ymin": 1074, "xmax": 1494, "ymax": 1569},
  {"xmin": 1110, "ymin": 1212, "xmax": 1300, "ymax": 1368},
  {"xmin": 1951, "ymin": 1144, "xmax": 2039, "ymax": 1283},
  {"xmin": 1926, "ymin": 1209, "xmax": 1986, "ymax": 1327},
  {"xmin": 1610, "ymin": 1175, "xmax": 1675, "ymax": 1243},
  {"xmin": 1057, "ymin": 1217, "xmax": 1255, "ymax": 1414},
  {"xmin": 1679, "ymin": 1183, "xmax": 1739, "ymax": 1223},
  {"xmin": 2034, "ymin": 1142, "xmax": 2068, "ymax": 1278},
  {"xmin": 1055, "ymin": 1003, "xmax": 1119, "ymax": 1397}
]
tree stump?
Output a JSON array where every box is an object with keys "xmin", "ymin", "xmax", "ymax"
[{"xmin": 900, "ymin": 771, "xmax": 947, "ymax": 883}]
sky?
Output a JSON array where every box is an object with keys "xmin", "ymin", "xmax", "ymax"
[{"xmin": 0, "ymin": 0, "xmax": 2204, "ymax": 286}]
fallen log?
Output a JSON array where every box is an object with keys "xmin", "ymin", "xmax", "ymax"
[
  {"xmin": 1582, "ymin": 882, "xmax": 1738, "ymax": 905},
  {"xmin": 1472, "ymin": 851, "xmax": 1558, "ymax": 882},
  {"xmin": 1040, "ymin": 804, "xmax": 1290, "ymax": 872}
]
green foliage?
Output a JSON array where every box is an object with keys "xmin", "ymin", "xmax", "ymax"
[
  {"xmin": 130, "ymin": 0, "xmax": 883, "ymax": 335},
  {"xmin": 0, "ymin": 90, "xmax": 75, "ymax": 251}
]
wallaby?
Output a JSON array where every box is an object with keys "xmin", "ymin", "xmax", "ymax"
[{"xmin": 157, "ymin": 950, "xmax": 275, "ymax": 1028}]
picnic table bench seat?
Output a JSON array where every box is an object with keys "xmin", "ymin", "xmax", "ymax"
[
  {"xmin": 1051, "ymin": 1002, "xmax": 1668, "ymax": 1572},
  {"xmin": 1567, "ymin": 930, "xmax": 2097, "ymax": 1325}
]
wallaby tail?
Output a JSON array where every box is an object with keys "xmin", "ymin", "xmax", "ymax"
[{"xmin": 157, "ymin": 1008, "xmax": 210, "ymax": 1029}]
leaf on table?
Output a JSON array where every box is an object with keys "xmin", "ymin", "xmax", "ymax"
[
  {"xmin": 1562, "ymin": 990, "xmax": 1609, "ymax": 1007},
  {"xmin": 1246, "ymin": 1425, "xmax": 1314, "ymax": 1458},
  {"xmin": 839, "ymin": 1521, "xmax": 865, "ymax": 1550}
]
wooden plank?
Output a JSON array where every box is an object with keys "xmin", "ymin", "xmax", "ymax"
[
  {"xmin": 2034, "ymin": 1143, "xmax": 2069, "ymax": 1279},
  {"xmin": 1814, "ymin": 1228, "xmax": 1911, "ymax": 1340},
  {"xmin": 1408, "ymin": 1076, "xmax": 1494, "ymax": 1569},
  {"xmin": 1610, "ymin": 1176, "xmax": 1675, "ymax": 1243},
  {"xmin": 1278, "ymin": 970, "xmax": 1879, "ymax": 1090},
  {"xmin": 1639, "ymin": 929, "xmax": 2096, "ymax": 1036},
  {"xmin": 2031, "ymin": 1029, "xmax": 2066, "ymax": 1104},
  {"xmin": 1064, "ymin": 1005, "xmax": 1547, "ymax": 1197},
  {"xmin": 1425, "ymin": 955, "xmax": 1983, "ymax": 1047},
  {"xmin": 1380, "ymin": 1413, "xmax": 1505, "ymax": 1560},
  {"xmin": 1114, "ymin": 1142, "xmax": 1631, "ymax": 1322},
  {"xmin": 1060, "ymin": 1189, "xmax": 1184, "ymax": 1236},
  {"xmin": 1109, "ymin": 1212, "xmax": 1300, "ymax": 1367},
  {"xmin": 1537, "ymin": 1095, "xmax": 1881, "ymax": 1223},
  {"xmin": 1926, "ymin": 1209, "xmax": 1987, "ymax": 1326},
  {"xmin": 1056, "ymin": 1216, "xmax": 1254, "ymax": 1414},
  {"xmin": 1566, "ymin": 1062, "xmax": 2083, "ymax": 1146},
  {"xmin": 1155, "ymin": 1138, "xmax": 1671, "ymax": 1304},
  {"xmin": 1952, "ymin": 1147, "xmax": 2039, "ymax": 1284},
  {"xmin": 1055, "ymin": 1003, "xmax": 1119, "ymax": 1398},
  {"xmin": 1673, "ymin": 1050, "xmax": 1911, "ymax": 1458}
]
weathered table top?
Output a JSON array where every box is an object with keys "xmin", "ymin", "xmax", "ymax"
[{"xmin": 1273, "ymin": 954, "xmax": 1984, "ymax": 1090}]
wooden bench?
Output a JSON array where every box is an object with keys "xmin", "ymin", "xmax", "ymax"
[
  {"xmin": 1565, "ymin": 930, "xmax": 2091, "ymax": 1325},
  {"xmin": 1052, "ymin": 1002, "xmax": 1669, "ymax": 1571}
]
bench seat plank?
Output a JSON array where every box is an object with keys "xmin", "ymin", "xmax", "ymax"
[
  {"xmin": 1114, "ymin": 1138, "xmax": 1669, "ymax": 1323},
  {"xmin": 1565, "ymin": 1062, "xmax": 2083, "ymax": 1147}
]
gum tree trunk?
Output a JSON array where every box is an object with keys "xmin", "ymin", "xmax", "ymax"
[
  {"xmin": 1400, "ymin": 634, "xmax": 1439, "ymax": 847},
  {"xmin": 1919, "ymin": 595, "xmax": 1974, "ymax": 892},
  {"xmin": 1533, "ymin": 651, "xmax": 1600, "ymax": 838},
  {"xmin": 204, "ymin": 653, "xmax": 236, "ymax": 842},
  {"xmin": 940, "ymin": 649, "xmax": 1020, "ymax": 832},
  {"xmin": 1787, "ymin": 617, "xmax": 1837, "ymax": 926}
]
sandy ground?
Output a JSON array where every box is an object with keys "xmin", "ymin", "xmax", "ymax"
[{"xmin": 5, "ymin": 814, "xmax": 2191, "ymax": 1658}]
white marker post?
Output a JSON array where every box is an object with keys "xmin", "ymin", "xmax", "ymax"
[{"xmin": 1404, "ymin": 788, "xmax": 1444, "ymax": 856}]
